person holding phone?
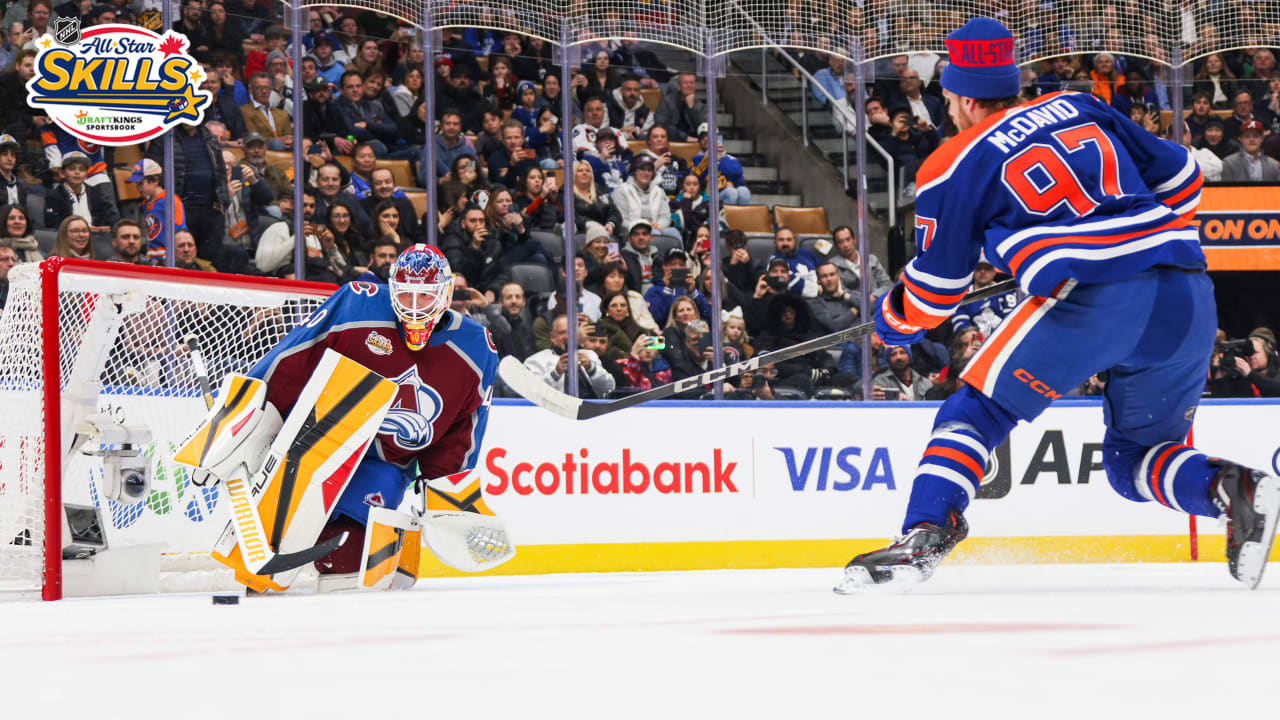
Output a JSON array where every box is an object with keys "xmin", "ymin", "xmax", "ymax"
[
  {"xmin": 871, "ymin": 345, "xmax": 933, "ymax": 401},
  {"xmin": 522, "ymin": 315, "xmax": 616, "ymax": 398},
  {"xmin": 515, "ymin": 166, "xmax": 562, "ymax": 231},
  {"xmin": 658, "ymin": 296, "xmax": 706, "ymax": 382},
  {"xmin": 643, "ymin": 247, "xmax": 712, "ymax": 327},
  {"xmin": 618, "ymin": 333, "xmax": 673, "ymax": 392}
]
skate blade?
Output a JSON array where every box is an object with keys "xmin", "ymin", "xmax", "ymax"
[
  {"xmin": 833, "ymin": 565, "xmax": 924, "ymax": 595},
  {"xmin": 1237, "ymin": 475, "xmax": 1280, "ymax": 590}
]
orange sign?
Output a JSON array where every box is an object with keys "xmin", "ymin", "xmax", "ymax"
[{"xmin": 1193, "ymin": 185, "xmax": 1280, "ymax": 271}]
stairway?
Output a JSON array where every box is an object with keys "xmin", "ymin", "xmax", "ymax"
[
  {"xmin": 647, "ymin": 47, "xmax": 803, "ymax": 209},
  {"xmin": 728, "ymin": 50, "xmax": 896, "ymax": 218}
]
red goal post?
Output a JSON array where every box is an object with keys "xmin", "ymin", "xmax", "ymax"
[{"xmin": 0, "ymin": 259, "xmax": 336, "ymax": 601}]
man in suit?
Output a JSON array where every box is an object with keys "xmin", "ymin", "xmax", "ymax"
[
  {"xmin": 240, "ymin": 72, "xmax": 293, "ymax": 151},
  {"xmin": 894, "ymin": 69, "xmax": 945, "ymax": 131},
  {"xmin": 1222, "ymin": 119, "xmax": 1280, "ymax": 181}
]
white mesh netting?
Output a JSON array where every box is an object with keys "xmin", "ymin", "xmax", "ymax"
[
  {"xmin": 288, "ymin": 0, "xmax": 1280, "ymax": 67},
  {"xmin": 0, "ymin": 262, "xmax": 331, "ymax": 598}
]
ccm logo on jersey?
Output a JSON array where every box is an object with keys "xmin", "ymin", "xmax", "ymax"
[
  {"xmin": 1014, "ymin": 368, "xmax": 1062, "ymax": 400},
  {"xmin": 365, "ymin": 331, "xmax": 393, "ymax": 356}
]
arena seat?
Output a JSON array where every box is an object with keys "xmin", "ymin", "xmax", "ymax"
[
  {"xmin": 113, "ymin": 167, "xmax": 140, "ymax": 202},
  {"xmin": 531, "ymin": 230, "xmax": 564, "ymax": 263},
  {"xmin": 265, "ymin": 150, "xmax": 294, "ymax": 173},
  {"xmin": 668, "ymin": 142, "xmax": 699, "ymax": 162},
  {"xmin": 649, "ymin": 231, "xmax": 682, "ymax": 259},
  {"xmin": 724, "ymin": 204, "xmax": 773, "ymax": 237},
  {"xmin": 509, "ymin": 262, "xmax": 556, "ymax": 296},
  {"xmin": 376, "ymin": 159, "xmax": 414, "ymax": 187},
  {"xmin": 641, "ymin": 88, "xmax": 661, "ymax": 112},
  {"xmin": 402, "ymin": 190, "xmax": 427, "ymax": 219},
  {"xmin": 628, "ymin": 139, "xmax": 648, "ymax": 155},
  {"xmin": 746, "ymin": 236, "xmax": 777, "ymax": 266},
  {"xmin": 773, "ymin": 206, "xmax": 829, "ymax": 237},
  {"xmin": 333, "ymin": 155, "xmax": 354, "ymax": 171},
  {"xmin": 112, "ymin": 144, "xmax": 142, "ymax": 169}
]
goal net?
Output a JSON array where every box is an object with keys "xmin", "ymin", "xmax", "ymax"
[{"xmin": 0, "ymin": 259, "xmax": 334, "ymax": 600}]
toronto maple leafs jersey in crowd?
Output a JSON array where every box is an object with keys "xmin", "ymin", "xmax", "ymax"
[
  {"xmin": 248, "ymin": 281, "xmax": 498, "ymax": 482},
  {"xmin": 899, "ymin": 91, "xmax": 1206, "ymax": 330},
  {"xmin": 950, "ymin": 283, "xmax": 1020, "ymax": 336}
]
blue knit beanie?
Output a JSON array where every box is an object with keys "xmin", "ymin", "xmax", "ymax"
[{"xmin": 940, "ymin": 17, "xmax": 1021, "ymax": 99}]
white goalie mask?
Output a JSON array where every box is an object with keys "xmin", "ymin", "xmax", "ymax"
[{"xmin": 388, "ymin": 244, "xmax": 454, "ymax": 351}]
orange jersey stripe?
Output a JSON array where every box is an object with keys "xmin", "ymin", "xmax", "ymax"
[
  {"xmin": 1162, "ymin": 170, "xmax": 1203, "ymax": 208},
  {"xmin": 960, "ymin": 295, "xmax": 1047, "ymax": 391},
  {"xmin": 1006, "ymin": 216, "xmax": 1188, "ymax": 275},
  {"xmin": 1148, "ymin": 444, "xmax": 1187, "ymax": 507},
  {"xmin": 902, "ymin": 275, "xmax": 969, "ymax": 306},
  {"xmin": 902, "ymin": 289, "xmax": 949, "ymax": 329},
  {"xmin": 924, "ymin": 445, "xmax": 985, "ymax": 480}
]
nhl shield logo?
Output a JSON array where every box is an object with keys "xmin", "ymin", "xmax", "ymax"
[{"xmin": 52, "ymin": 16, "xmax": 80, "ymax": 45}]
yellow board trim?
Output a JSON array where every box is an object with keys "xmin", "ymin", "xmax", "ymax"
[{"xmin": 416, "ymin": 535, "xmax": 1280, "ymax": 578}]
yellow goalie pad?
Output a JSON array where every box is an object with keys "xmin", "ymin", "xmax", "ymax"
[
  {"xmin": 174, "ymin": 350, "xmax": 397, "ymax": 590},
  {"xmin": 359, "ymin": 507, "xmax": 421, "ymax": 591}
]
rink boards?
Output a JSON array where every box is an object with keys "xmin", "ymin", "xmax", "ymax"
[{"xmin": 423, "ymin": 399, "xmax": 1280, "ymax": 576}]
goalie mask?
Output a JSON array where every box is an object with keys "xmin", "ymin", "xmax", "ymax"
[{"xmin": 389, "ymin": 244, "xmax": 454, "ymax": 350}]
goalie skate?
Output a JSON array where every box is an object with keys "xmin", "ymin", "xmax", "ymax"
[
  {"xmin": 834, "ymin": 509, "xmax": 968, "ymax": 594},
  {"xmin": 1211, "ymin": 462, "xmax": 1280, "ymax": 589}
]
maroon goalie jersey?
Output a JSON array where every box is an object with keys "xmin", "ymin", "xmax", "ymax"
[{"xmin": 248, "ymin": 281, "xmax": 498, "ymax": 481}]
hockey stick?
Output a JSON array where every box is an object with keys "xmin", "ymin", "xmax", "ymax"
[
  {"xmin": 183, "ymin": 335, "xmax": 347, "ymax": 575},
  {"xmin": 499, "ymin": 278, "xmax": 1020, "ymax": 421}
]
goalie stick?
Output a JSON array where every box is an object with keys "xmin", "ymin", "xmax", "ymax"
[
  {"xmin": 184, "ymin": 334, "xmax": 347, "ymax": 575},
  {"xmin": 499, "ymin": 278, "xmax": 1020, "ymax": 421}
]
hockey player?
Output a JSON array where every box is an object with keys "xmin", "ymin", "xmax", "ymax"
[
  {"xmin": 176, "ymin": 244, "xmax": 505, "ymax": 592},
  {"xmin": 841, "ymin": 18, "xmax": 1279, "ymax": 591},
  {"xmin": 254, "ymin": 243, "xmax": 498, "ymax": 587}
]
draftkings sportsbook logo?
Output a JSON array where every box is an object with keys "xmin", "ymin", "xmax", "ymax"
[{"xmin": 25, "ymin": 21, "xmax": 210, "ymax": 146}]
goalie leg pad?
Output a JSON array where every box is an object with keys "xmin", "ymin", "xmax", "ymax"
[
  {"xmin": 312, "ymin": 510, "xmax": 421, "ymax": 592},
  {"xmin": 420, "ymin": 469, "xmax": 516, "ymax": 573},
  {"xmin": 212, "ymin": 350, "xmax": 396, "ymax": 583},
  {"xmin": 172, "ymin": 374, "xmax": 278, "ymax": 483}
]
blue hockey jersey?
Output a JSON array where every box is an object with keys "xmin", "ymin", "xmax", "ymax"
[{"xmin": 899, "ymin": 91, "xmax": 1205, "ymax": 331}]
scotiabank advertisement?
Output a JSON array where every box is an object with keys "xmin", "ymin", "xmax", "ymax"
[{"xmin": 471, "ymin": 400, "xmax": 1280, "ymax": 571}]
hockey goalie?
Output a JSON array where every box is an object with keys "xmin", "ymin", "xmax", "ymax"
[{"xmin": 172, "ymin": 244, "xmax": 512, "ymax": 593}]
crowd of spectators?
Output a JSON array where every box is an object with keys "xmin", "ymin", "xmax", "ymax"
[{"xmin": 0, "ymin": 0, "xmax": 1275, "ymax": 401}]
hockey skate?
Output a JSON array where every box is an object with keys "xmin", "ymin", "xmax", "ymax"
[
  {"xmin": 1210, "ymin": 462, "xmax": 1280, "ymax": 589},
  {"xmin": 834, "ymin": 509, "xmax": 968, "ymax": 594}
]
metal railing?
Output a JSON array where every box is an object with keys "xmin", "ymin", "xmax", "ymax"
[{"xmin": 757, "ymin": 48, "xmax": 897, "ymax": 228}]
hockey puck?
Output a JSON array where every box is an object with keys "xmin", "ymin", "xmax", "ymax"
[{"xmin": 212, "ymin": 594, "xmax": 240, "ymax": 605}]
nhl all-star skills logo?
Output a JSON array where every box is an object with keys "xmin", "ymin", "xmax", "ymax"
[{"xmin": 25, "ymin": 23, "xmax": 211, "ymax": 146}]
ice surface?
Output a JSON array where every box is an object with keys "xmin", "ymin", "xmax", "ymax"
[{"xmin": 3, "ymin": 564, "xmax": 1279, "ymax": 718}]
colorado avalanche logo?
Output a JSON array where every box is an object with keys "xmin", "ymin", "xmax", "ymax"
[{"xmin": 379, "ymin": 365, "xmax": 443, "ymax": 452}]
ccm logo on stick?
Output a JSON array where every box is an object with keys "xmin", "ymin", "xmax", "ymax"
[{"xmin": 1014, "ymin": 368, "xmax": 1062, "ymax": 400}]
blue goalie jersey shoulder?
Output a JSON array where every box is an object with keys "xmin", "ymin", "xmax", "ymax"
[{"xmin": 898, "ymin": 91, "xmax": 1206, "ymax": 328}]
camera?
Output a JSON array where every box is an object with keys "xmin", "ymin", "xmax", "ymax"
[
  {"xmin": 75, "ymin": 412, "xmax": 153, "ymax": 505},
  {"xmin": 1218, "ymin": 338, "xmax": 1254, "ymax": 379},
  {"xmin": 881, "ymin": 387, "xmax": 901, "ymax": 401},
  {"xmin": 643, "ymin": 335, "xmax": 666, "ymax": 351},
  {"xmin": 765, "ymin": 274, "xmax": 789, "ymax": 291},
  {"xmin": 669, "ymin": 268, "xmax": 689, "ymax": 286}
]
